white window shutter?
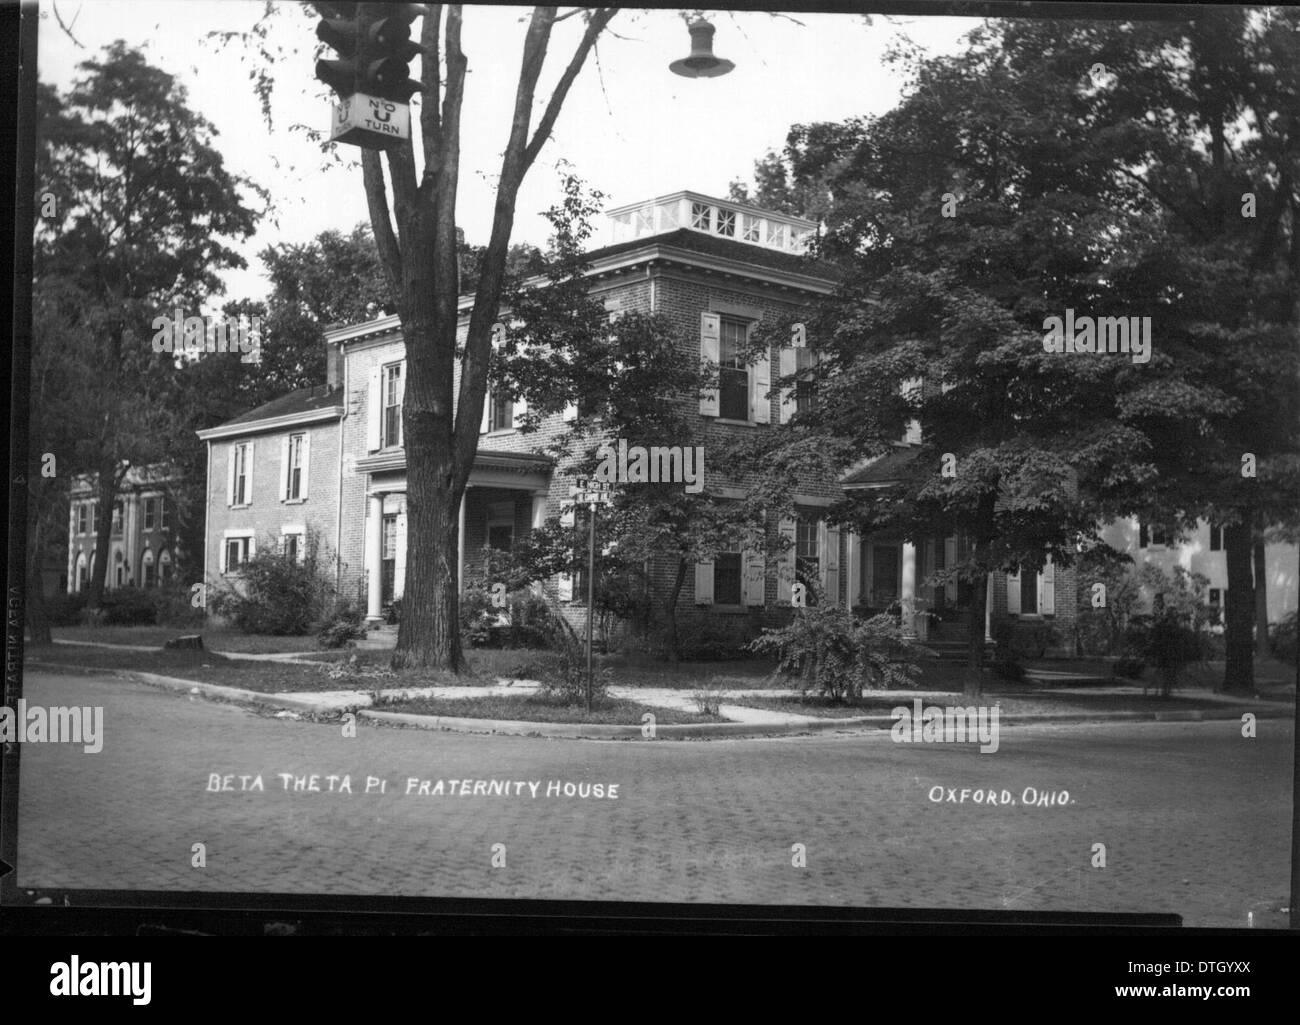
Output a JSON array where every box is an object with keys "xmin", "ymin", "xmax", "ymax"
[
  {"xmin": 945, "ymin": 537, "xmax": 958, "ymax": 603},
  {"xmin": 1040, "ymin": 554, "xmax": 1055, "ymax": 615},
  {"xmin": 278, "ymin": 436, "xmax": 289, "ymax": 502},
  {"xmin": 846, "ymin": 531, "xmax": 861, "ymax": 608},
  {"xmin": 777, "ymin": 518, "xmax": 797, "ymax": 604},
  {"xmin": 1007, "ymin": 570, "xmax": 1021, "ymax": 615},
  {"xmin": 480, "ymin": 390, "xmax": 491, "ymax": 434},
  {"xmin": 226, "ymin": 445, "xmax": 236, "ymax": 507},
  {"xmin": 394, "ymin": 509, "xmax": 406, "ymax": 599},
  {"xmin": 562, "ymin": 401, "xmax": 578, "ymax": 423},
  {"xmin": 512, "ymin": 394, "xmax": 528, "ymax": 430},
  {"xmin": 220, "ymin": 539, "xmax": 228, "ymax": 574},
  {"xmin": 742, "ymin": 547, "xmax": 765, "ymax": 606},
  {"xmin": 557, "ymin": 503, "xmax": 575, "ymax": 600},
  {"xmin": 366, "ymin": 367, "xmax": 382, "ymax": 452},
  {"xmin": 699, "ymin": 312, "xmax": 720, "ymax": 417},
  {"xmin": 248, "ymin": 535, "xmax": 256, "ymax": 558},
  {"xmin": 694, "ymin": 560, "xmax": 715, "ymax": 605},
  {"xmin": 246, "ymin": 440, "xmax": 254, "ymax": 504},
  {"xmin": 751, "ymin": 343, "xmax": 771, "ymax": 424},
  {"xmin": 824, "ymin": 526, "xmax": 840, "ymax": 605},
  {"xmin": 778, "ymin": 346, "xmax": 798, "ymax": 424},
  {"xmin": 902, "ymin": 376, "xmax": 923, "ymax": 444},
  {"xmin": 300, "ymin": 432, "xmax": 311, "ymax": 499}
]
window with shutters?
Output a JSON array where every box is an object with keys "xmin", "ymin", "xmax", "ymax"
[
  {"xmin": 285, "ymin": 433, "xmax": 306, "ymax": 500},
  {"xmin": 1019, "ymin": 568, "xmax": 1038, "ymax": 614},
  {"xmin": 796, "ymin": 518, "xmax": 820, "ymax": 603},
  {"xmin": 143, "ymin": 498, "xmax": 157, "ymax": 530},
  {"xmin": 76, "ymin": 503, "xmax": 88, "ymax": 535},
  {"xmin": 719, "ymin": 316, "xmax": 751, "ymax": 421},
  {"xmin": 382, "ymin": 363, "xmax": 403, "ymax": 448},
  {"xmin": 224, "ymin": 536, "xmax": 252, "ymax": 574},
  {"xmin": 714, "ymin": 551, "xmax": 742, "ymax": 606},
  {"xmin": 284, "ymin": 533, "xmax": 300, "ymax": 563}
]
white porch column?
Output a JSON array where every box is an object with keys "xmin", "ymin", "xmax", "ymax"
[
  {"xmin": 366, "ymin": 492, "xmax": 385, "ymax": 624},
  {"xmin": 845, "ymin": 530, "xmax": 861, "ymax": 609},
  {"xmin": 457, "ymin": 488, "xmax": 468, "ymax": 597},
  {"xmin": 985, "ymin": 573, "xmax": 994, "ymax": 643},
  {"xmin": 901, "ymin": 541, "xmax": 917, "ymax": 637},
  {"xmin": 530, "ymin": 491, "xmax": 548, "ymax": 596}
]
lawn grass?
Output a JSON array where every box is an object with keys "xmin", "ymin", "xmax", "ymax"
[
  {"xmin": 372, "ymin": 692, "xmax": 723, "ymax": 725},
  {"xmin": 51, "ymin": 624, "xmax": 323, "ymax": 654}
]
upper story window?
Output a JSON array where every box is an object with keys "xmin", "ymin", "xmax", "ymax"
[
  {"xmin": 90, "ymin": 501, "xmax": 99, "ymax": 534},
  {"xmin": 159, "ymin": 496, "xmax": 170, "ymax": 530},
  {"xmin": 715, "ymin": 208, "xmax": 736, "ymax": 237},
  {"xmin": 111, "ymin": 500, "xmax": 124, "ymax": 536},
  {"xmin": 766, "ymin": 221, "xmax": 787, "ymax": 248},
  {"xmin": 231, "ymin": 442, "xmax": 251, "ymax": 506},
  {"xmin": 382, "ymin": 363, "xmax": 403, "ymax": 448},
  {"xmin": 143, "ymin": 497, "xmax": 157, "ymax": 531},
  {"xmin": 1139, "ymin": 522, "xmax": 1167, "ymax": 548},
  {"xmin": 795, "ymin": 346, "xmax": 818, "ymax": 414},
  {"xmin": 719, "ymin": 316, "xmax": 751, "ymax": 421},
  {"xmin": 1209, "ymin": 522, "xmax": 1226, "ymax": 551},
  {"xmin": 488, "ymin": 391, "xmax": 514, "ymax": 433},
  {"xmin": 76, "ymin": 503, "xmax": 88, "ymax": 535},
  {"xmin": 691, "ymin": 201, "xmax": 711, "ymax": 230},
  {"xmin": 742, "ymin": 215, "xmax": 761, "ymax": 242},
  {"xmin": 286, "ymin": 433, "xmax": 306, "ymax": 500}
]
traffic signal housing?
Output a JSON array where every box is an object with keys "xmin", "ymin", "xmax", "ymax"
[{"xmin": 314, "ymin": 2, "xmax": 424, "ymax": 104}]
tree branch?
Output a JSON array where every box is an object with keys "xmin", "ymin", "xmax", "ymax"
[
  {"xmin": 361, "ymin": 149, "xmax": 403, "ymax": 296},
  {"xmin": 419, "ymin": 4, "xmax": 444, "ymax": 187},
  {"xmin": 522, "ymin": 8, "xmax": 617, "ymax": 172}
]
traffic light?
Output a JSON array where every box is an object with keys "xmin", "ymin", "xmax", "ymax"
[{"xmin": 314, "ymin": 2, "xmax": 424, "ymax": 104}]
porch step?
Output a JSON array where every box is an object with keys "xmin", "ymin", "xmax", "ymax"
[{"xmin": 920, "ymin": 639, "xmax": 994, "ymax": 663}]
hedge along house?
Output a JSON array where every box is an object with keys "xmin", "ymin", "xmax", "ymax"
[{"xmin": 197, "ymin": 190, "xmax": 1068, "ymax": 647}]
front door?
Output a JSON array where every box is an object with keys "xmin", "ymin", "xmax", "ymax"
[{"xmin": 380, "ymin": 513, "xmax": 397, "ymax": 606}]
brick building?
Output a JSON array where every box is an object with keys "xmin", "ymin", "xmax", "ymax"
[
  {"xmin": 197, "ymin": 190, "xmax": 1076, "ymax": 650},
  {"xmin": 66, "ymin": 464, "xmax": 187, "ymax": 593}
]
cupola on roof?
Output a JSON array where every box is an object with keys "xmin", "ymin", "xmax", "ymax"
[{"xmin": 604, "ymin": 190, "xmax": 817, "ymax": 255}]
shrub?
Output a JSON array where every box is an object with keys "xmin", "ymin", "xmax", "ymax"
[
  {"xmin": 46, "ymin": 591, "xmax": 89, "ymax": 627},
  {"xmin": 690, "ymin": 686, "xmax": 728, "ymax": 716},
  {"xmin": 316, "ymin": 600, "xmax": 367, "ymax": 649},
  {"xmin": 458, "ymin": 582, "xmax": 497, "ymax": 648},
  {"xmin": 99, "ymin": 587, "xmax": 158, "ymax": 626},
  {"xmin": 535, "ymin": 606, "xmax": 610, "ymax": 706},
  {"xmin": 668, "ymin": 617, "xmax": 757, "ymax": 661},
  {"xmin": 992, "ymin": 618, "xmax": 1061, "ymax": 661},
  {"xmin": 749, "ymin": 606, "xmax": 925, "ymax": 704},
  {"xmin": 1271, "ymin": 611, "xmax": 1297, "ymax": 665},
  {"xmin": 209, "ymin": 532, "xmax": 335, "ymax": 635}
]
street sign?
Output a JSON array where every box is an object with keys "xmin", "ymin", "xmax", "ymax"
[
  {"xmin": 571, "ymin": 478, "xmax": 612, "ymax": 506},
  {"xmin": 330, "ymin": 93, "xmax": 410, "ymax": 149}
]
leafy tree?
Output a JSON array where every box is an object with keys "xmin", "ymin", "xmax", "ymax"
[{"xmin": 33, "ymin": 42, "xmax": 262, "ymax": 618}]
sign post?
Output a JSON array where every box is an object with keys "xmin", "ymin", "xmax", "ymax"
[{"xmin": 571, "ymin": 479, "xmax": 612, "ymax": 712}]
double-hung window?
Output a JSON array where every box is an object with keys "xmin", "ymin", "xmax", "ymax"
[
  {"xmin": 382, "ymin": 363, "xmax": 403, "ymax": 448},
  {"xmin": 713, "ymin": 551, "xmax": 743, "ymax": 606},
  {"xmin": 719, "ymin": 317, "xmax": 751, "ymax": 421},
  {"xmin": 286, "ymin": 433, "xmax": 305, "ymax": 500},
  {"xmin": 231, "ymin": 443, "xmax": 251, "ymax": 506},
  {"xmin": 796, "ymin": 518, "xmax": 820, "ymax": 603}
]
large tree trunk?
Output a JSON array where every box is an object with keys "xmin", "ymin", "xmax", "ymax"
[
  {"xmin": 84, "ymin": 458, "xmax": 118, "ymax": 616},
  {"xmin": 25, "ymin": 486, "xmax": 53, "ymax": 647},
  {"xmin": 1253, "ymin": 538, "xmax": 1269, "ymax": 655},
  {"xmin": 1222, "ymin": 519, "xmax": 1255, "ymax": 694},
  {"xmin": 965, "ymin": 567, "xmax": 988, "ymax": 699},
  {"xmin": 662, "ymin": 557, "xmax": 688, "ymax": 666}
]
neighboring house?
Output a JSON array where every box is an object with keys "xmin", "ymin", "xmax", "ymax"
[
  {"xmin": 196, "ymin": 190, "xmax": 1075, "ymax": 651},
  {"xmin": 1100, "ymin": 518, "xmax": 1299, "ymax": 626},
  {"xmin": 195, "ymin": 385, "xmax": 344, "ymax": 597},
  {"xmin": 66, "ymin": 464, "xmax": 186, "ymax": 593}
]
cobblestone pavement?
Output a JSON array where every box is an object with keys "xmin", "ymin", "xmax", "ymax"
[{"xmin": 14, "ymin": 671, "xmax": 1293, "ymax": 927}]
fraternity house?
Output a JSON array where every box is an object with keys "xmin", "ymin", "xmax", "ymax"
[
  {"xmin": 67, "ymin": 464, "xmax": 186, "ymax": 593},
  {"xmin": 197, "ymin": 191, "xmax": 1074, "ymax": 650}
]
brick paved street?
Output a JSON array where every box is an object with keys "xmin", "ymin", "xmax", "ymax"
[{"xmin": 14, "ymin": 671, "xmax": 1294, "ymax": 927}]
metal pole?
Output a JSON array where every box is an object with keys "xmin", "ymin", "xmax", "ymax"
[{"xmin": 586, "ymin": 499, "xmax": 596, "ymax": 712}]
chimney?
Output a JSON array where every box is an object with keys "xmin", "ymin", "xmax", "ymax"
[{"xmin": 326, "ymin": 341, "xmax": 342, "ymax": 391}]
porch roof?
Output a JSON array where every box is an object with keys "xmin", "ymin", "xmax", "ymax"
[{"xmin": 840, "ymin": 446, "xmax": 923, "ymax": 489}]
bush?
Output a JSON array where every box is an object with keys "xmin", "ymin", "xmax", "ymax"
[
  {"xmin": 46, "ymin": 591, "xmax": 89, "ymax": 627},
  {"xmin": 384, "ymin": 598, "xmax": 401, "ymax": 626},
  {"xmin": 209, "ymin": 532, "xmax": 336, "ymax": 635},
  {"xmin": 535, "ymin": 605, "xmax": 610, "ymax": 706},
  {"xmin": 992, "ymin": 618, "xmax": 1062, "ymax": 660},
  {"xmin": 99, "ymin": 586, "xmax": 158, "ymax": 626},
  {"xmin": 668, "ymin": 617, "xmax": 757, "ymax": 661},
  {"xmin": 1271, "ymin": 611, "xmax": 1297, "ymax": 664},
  {"xmin": 749, "ymin": 606, "xmax": 925, "ymax": 704},
  {"xmin": 315, "ymin": 600, "xmax": 367, "ymax": 649}
]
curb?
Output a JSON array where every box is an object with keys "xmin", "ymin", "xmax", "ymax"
[{"xmin": 26, "ymin": 661, "xmax": 1299, "ymax": 740}]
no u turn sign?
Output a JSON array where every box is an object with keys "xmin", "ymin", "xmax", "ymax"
[{"xmin": 330, "ymin": 93, "xmax": 411, "ymax": 150}]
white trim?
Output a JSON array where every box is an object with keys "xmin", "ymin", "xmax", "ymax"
[{"xmin": 196, "ymin": 406, "xmax": 342, "ymax": 441}]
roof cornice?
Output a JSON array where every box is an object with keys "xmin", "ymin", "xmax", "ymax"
[{"xmin": 196, "ymin": 406, "xmax": 343, "ymax": 441}]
